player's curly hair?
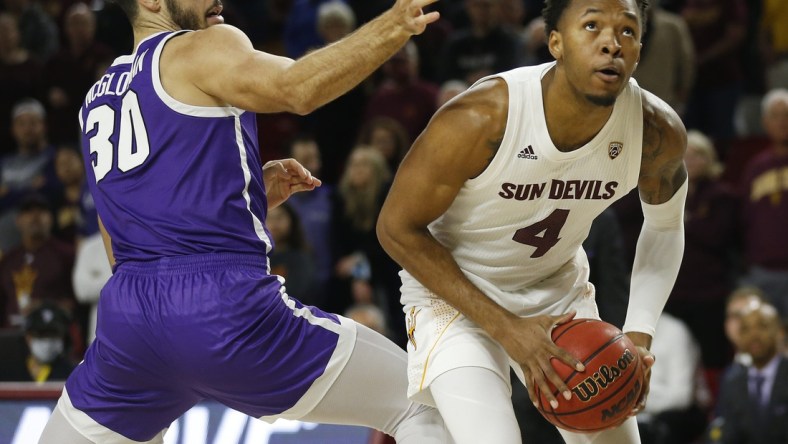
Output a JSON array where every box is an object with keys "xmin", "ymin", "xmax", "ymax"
[
  {"xmin": 542, "ymin": 0, "xmax": 650, "ymax": 36},
  {"xmin": 109, "ymin": 0, "xmax": 139, "ymax": 22}
]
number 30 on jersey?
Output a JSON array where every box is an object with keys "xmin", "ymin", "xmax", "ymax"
[{"xmin": 84, "ymin": 90, "xmax": 150, "ymax": 182}]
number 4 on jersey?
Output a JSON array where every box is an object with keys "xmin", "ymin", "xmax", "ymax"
[{"xmin": 512, "ymin": 209, "xmax": 569, "ymax": 258}]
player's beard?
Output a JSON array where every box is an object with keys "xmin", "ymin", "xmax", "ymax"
[
  {"xmin": 164, "ymin": 0, "xmax": 203, "ymax": 30},
  {"xmin": 584, "ymin": 93, "xmax": 617, "ymax": 108}
]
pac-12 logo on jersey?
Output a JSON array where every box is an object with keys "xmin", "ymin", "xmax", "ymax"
[
  {"xmin": 517, "ymin": 145, "xmax": 538, "ymax": 160},
  {"xmin": 608, "ymin": 142, "xmax": 623, "ymax": 159}
]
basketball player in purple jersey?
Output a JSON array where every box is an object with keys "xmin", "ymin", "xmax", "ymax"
[{"xmin": 38, "ymin": 1, "xmax": 450, "ymax": 443}]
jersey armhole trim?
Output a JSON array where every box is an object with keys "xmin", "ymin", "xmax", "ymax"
[{"xmin": 152, "ymin": 31, "xmax": 244, "ymax": 118}]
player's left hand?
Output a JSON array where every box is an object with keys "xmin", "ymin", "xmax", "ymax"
[
  {"xmin": 625, "ymin": 331, "xmax": 655, "ymax": 418},
  {"xmin": 263, "ymin": 159, "xmax": 322, "ymax": 209}
]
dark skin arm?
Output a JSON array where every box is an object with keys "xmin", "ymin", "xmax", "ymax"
[{"xmin": 377, "ymin": 78, "xmax": 585, "ymax": 409}]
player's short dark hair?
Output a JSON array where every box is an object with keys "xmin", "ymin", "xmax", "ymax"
[
  {"xmin": 108, "ymin": 0, "xmax": 139, "ymax": 22},
  {"xmin": 542, "ymin": 0, "xmax": 650, "ymax": 37}
]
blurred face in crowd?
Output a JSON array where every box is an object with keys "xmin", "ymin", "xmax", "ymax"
[
  {"xmin": 370, "ymin": 126, "xmax": 399, "ymax": 162},
  {"xmin": 763, "ymin": 97, "xmax": 788, "ymax": 145},
  {"xmin": 465, "ymin": 0, "xmax": 501, "ymax": 32},
  {"xmin": 290, "ymin": 140, "xmax": 322, "ymax": 176},
  {"xmin": 346, "ymin": 149, "xmax": 378, "ymax": 188},
  {"xmin": 65, "ymin": 4, "xmax": 96, "ymax": 49},
  {"xmin": 739, "ymin": 304, "xmax": 783, "ymax": 368},
  {"xmin": 266, "ymin": 205, "xmax": 292, "ymax": 245},
  {"xmin": 725, "ymin": 294, "xmax": 763, "ymax": 351},
  {"xmin": 55, "ymin": 148, "xmax": 84, "ymax": 185},
  {"xmin": 0, "ymin": 13, "xmax": 20, "ymax": 54},
  {"xmin": 12, "ymin": 111, "xmax": 46, "ymax": 152},
  {"xmin": 16, "ymin": 206, "xmax": 53, "ymax": 245}
]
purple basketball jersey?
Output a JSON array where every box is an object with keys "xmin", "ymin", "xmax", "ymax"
[{"xmin": 79, "ymin": 31, "xmax": 272, "ymax": 266}]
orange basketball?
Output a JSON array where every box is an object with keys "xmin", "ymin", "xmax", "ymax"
[{"xmin": 536, "ymin": 318, "xmax": 644, "ymax": 433}]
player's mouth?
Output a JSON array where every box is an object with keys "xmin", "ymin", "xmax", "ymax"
[
  {"xmin": 206, "ymin": 2, "xmax": 224, "ymax": 25},
  {"xmin": 594, "ymin": 64, "xmax": 621, "ymax": 83}
]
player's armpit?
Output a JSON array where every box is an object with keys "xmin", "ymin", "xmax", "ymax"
[
  {"xmin": 637, "ymin": 91, "xmax": 688, "ymax": 205},
  {"xmin": 97, "ymin": 216, "xmax": 115, "ymax": 268}
]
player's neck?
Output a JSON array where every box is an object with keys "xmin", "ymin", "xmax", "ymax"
[
  {"xmin": 541, "ymin": 69, "xmax": 614, "ymax": 152},
  {"xmin": 132, "ymin": 17, "xmax": 181, "ymax": 52}
]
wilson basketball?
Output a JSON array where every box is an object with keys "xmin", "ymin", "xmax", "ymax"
[{"xmin": 536, "ymin": 318, "xmax": 644, "ymax": 433}]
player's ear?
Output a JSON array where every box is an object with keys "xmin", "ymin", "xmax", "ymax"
[{"xmin": 548, "ymin": 30, "xmax": 562, "ymax": 61}]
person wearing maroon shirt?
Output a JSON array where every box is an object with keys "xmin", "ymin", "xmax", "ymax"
[
  {"xmin": 739, "ymin": 88, "xmax": 788, "ymax": 316},
  {"xmin": 0, "ymin": 193, "xmax": 78, "ymax": 336}
]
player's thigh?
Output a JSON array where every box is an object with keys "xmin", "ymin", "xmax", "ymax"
[
  {"xmin": 431, "ymin": 366, "xmax": 522, "ymax": 444},
  {"xmin": 558, "ymin": 416, "xmax": 640, "ymax": 444},
  {"xmin": 299, "ymin": 322, "xmax": 421, "ymax": 431}
]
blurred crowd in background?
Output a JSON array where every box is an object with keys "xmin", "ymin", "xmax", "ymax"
[{"xmin": 0, "ymin": 0, "xmax": 786, "ymax": 442}]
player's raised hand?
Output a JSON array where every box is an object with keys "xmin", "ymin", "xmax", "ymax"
[
  {"xmin": 263, "ymin": 158, "xmax": 322, "ymax": 209},
  {"xmin": 500, "ymin": 311, "xmax": 586, "ymax": 410},
  {"xmin": 388, "ymin": 0, "xmax": 440, "ymax": 36}
]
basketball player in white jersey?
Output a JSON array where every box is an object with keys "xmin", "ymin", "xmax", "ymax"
[{"xmin": 377, "ymin": 0, "xmax": 687, "ymax": 442}]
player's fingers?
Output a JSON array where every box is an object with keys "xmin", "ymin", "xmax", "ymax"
[
  {"xmin": 415, "ymin": 10, "xmax": 440, "ymax": 25},
  {"xmin": 550, "ymin": 345, "xmax": 584, "ymax": 373},
  {"xmin": 413, "ymin": 0, "xmax": 439, "ymax": 9},
  {"xmin": 522, "ymin": 369, "xmax": 539, "ymax": 406},
  {"xmin": 531, "ymin": 367, "xmax": 559, "ymax": 409},
  {"xmin": 552, "ymin": 310, "xmax": 577, "ymax": 326},
  {"xmin": 542, "ymin": 357, "xmax": 572, "ymax": 401}
]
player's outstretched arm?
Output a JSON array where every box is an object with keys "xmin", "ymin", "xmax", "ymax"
[
  {"xmin": 377, "ymin": 79, "xmax": 584, "ymax": 409},
  {"xmin": 624, "ymin": 91, "xmax": 689, "ymax": 415},
  {"xmin": 174, "ymin": 0, "xmax": 439, "ymax": 115}
]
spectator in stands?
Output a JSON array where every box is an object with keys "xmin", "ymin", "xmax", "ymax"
[
  {"xmin": 0, "ymin": 301, "xmax": 76, "ymax": 382},
  {"xmin": 739, "ymin": 89, "xmax": 788, "ymax": 315},
  {"xmin": 299, "ymin": 1, "xmax": 366, "ymax": 184},
  {"xmin": 0, "ymin": 193, "xmax": 76, "ymax": 330},
  {"xmin": 438, "ymin": 0, "xmax": 523, "ymax": 84},
  {"xmin": 724, "ymin": 287, "xmax": 767, "ymax": 367},
  {"xmin": 0, "ymin": 13, "xmax": 43, "ymax": 155},
  {"xmin": 0, "ymin": 98, "xmax": 60, "ymax": 251},
  {"xmin": 666, "ymin": 130, "xmax": 741, "ymax": 372},
  {"xmin": 287, "ymin": 135, "xmax": 335, "ymax": 307},
  {"xmin": 331, "ymin": 146, "xmax": 405, "ymax": 345},
  {"xmin": 365, "ymin": 41, "xmax": 439, "ymax": 143},
  {"xmin": 52, "ymin": 146, "xmax": 84, "ymax": 244},
  {"xmin": 43, "ymin": 3, "xmax": 114, "ymax": 145},
  {"xmin": 268, "ymin": 203, "xmax": 318, "ymax": 305},
  {"xmin": 20, "ymin": 301, "xmax": 75, "ymax": 382},
  {"xmin": 357, "ymin": 116, "xmax": 411, "ymax": 173},
  {"xmin": 2, "ymin": 0, "xmax": 59, "ymax": 62},
  {"xmin": 633, "ymin": 0, "xmax": 695, "ymax": 116},
  {"xmin": 707, "ymin": 301, "xmax": 788, "ymax": 444},
  {"xmin": 681, "ymin": 0, "xmax": 747, "ymax": 157},
  {"xmin": 638, "ymin": 312, "xmax": 709, "ymax": 444}
]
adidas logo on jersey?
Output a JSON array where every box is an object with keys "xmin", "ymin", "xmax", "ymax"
[{"xmin": 517, "ymin": 145, "xmax": 538, "ymax": 160}]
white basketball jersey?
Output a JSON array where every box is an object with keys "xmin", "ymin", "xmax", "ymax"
[{"xmin": 401, "ymin": 62, "xmax": 643, "ymax": 313}]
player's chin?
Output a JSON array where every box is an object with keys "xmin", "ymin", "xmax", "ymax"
[{"xmin": 584, "ymin": 92, "xmax": 617, "ymax": 108}]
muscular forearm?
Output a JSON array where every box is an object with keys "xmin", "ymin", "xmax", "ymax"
[
  {"xmin": 379, "ymin": 226, "xmax": 516, "ymax": 340},
  {"xmin": 283, "ymin": 11, "xmax": 413, "ymax": 114}
]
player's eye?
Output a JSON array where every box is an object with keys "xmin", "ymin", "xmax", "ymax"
[
  {"xmin": 622, "ymin": 27, "xmax": 635, "ymax": 37},
  {"xmin": 584, "ymin": 22, "xmax": 597, "ymax": 31}
]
